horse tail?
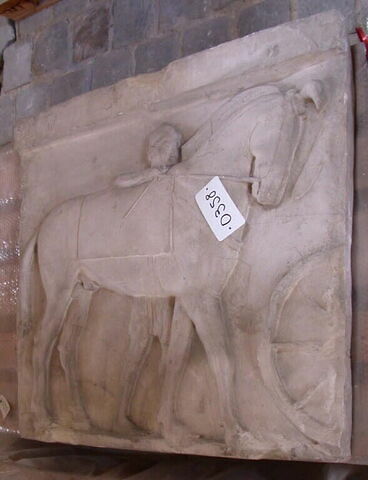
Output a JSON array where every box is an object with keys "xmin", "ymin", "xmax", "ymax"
[{"xmin": 19, "ymin": 233, "xmax": 38, "ymax": 333}]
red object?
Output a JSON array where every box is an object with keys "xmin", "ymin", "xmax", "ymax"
[
  {"xmin": 0, "ymin": 0, "xmax": 60, "ymax": 21},
  {"xmin": 356, "ymin": 27, "xmax": 368, "ymax": 60}
]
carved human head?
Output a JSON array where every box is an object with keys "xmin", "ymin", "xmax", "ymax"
[{"xmin": 147, "ymin": 124, "xmax": 182, "ymax": 168}]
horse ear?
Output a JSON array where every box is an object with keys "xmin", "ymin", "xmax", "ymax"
[{"xmin": 300, "ymin": 80, "xmax": 325, "ymax": 111}]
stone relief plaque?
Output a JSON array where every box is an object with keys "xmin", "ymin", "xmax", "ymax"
[{"xmin": 16, "ymin": 11, "xmax": 353, "ymax": 462}]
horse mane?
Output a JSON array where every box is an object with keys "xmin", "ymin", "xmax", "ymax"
[{"xmin": 181, "ymin": 85, "xmax": 281, "ymax": 163}]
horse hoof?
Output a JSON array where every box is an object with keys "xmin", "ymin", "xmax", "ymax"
[
  {"xmin": 68, "ymin": 406, "xmax": 91, "ymax": 432},
  {"xmin": 72, "ymin": 417, "xmax": 90, "ymax": 432},
  {"xmin": 33, "ymin": 416, "xmax": 53, "ymax": 434},
  {"xmin": 225, "ymin": 428, "xmax": 265, "ymax": 456},
  {"xmin": 111, "ymin": 416, "xmax": 145, "ymax": 438},
  {"xmin": 160, "ymin": 420, "xmax": 200, "ymax": 449}
]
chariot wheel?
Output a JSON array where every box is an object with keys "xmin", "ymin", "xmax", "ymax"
[{"xmin": 258, "ymin": 247, "xmax": 346, "ymax": 452}]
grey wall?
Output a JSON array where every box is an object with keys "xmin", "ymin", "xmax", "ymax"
[{"xmin": 0, "ymin": 0, "xmax": 363, "ymax": 145}]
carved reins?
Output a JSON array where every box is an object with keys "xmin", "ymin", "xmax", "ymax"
[{"xmin": 174, "ymin": 173, "xmax": 259, "ymax": 184}]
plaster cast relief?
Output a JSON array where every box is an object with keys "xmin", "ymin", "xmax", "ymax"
[{"xmin": 16, "ymin": 11, "xmax": 352, "ymax": 462}]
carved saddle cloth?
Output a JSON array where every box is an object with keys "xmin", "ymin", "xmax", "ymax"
[{"xmin": 77, "ymin": 176, "xmax": 173, "ymax": 259}]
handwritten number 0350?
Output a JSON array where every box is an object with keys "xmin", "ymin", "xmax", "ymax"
[{"xmin": 205, "ymin": 190, "xmax": 232, "ymax": 226}]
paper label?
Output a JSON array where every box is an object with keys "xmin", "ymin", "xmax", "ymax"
[{"xmin": 195, "ymin": 176, "xmax": 246, "ymax": 241}]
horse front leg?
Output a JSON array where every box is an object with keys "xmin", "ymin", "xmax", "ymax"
[{"xmin": 181, "ymin": 294, "xmax": 246, "ymax": 453}]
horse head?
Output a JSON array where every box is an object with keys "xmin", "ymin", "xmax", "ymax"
[{"xmin": 250, "ymin": 80, "xmax": 326, "ymax": 207}]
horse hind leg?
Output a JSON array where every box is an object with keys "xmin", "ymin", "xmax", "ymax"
[
  {"xmin": 58, "ymin": 280, "xmax": 95, "ymax": 431},
  {"xmin": 113, "ymin": 297, "xmax": 153, "ymax": 436},
  {"xmin": 157, "ymin": 298, "xmax": 197, "ymax": 447},
  {"xmin": 31, "ymin": 278, "xmax": 76, "ymax": 433}
]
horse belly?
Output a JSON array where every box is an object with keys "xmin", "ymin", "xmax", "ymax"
[
  {"xmin": 79, "ymin": 256, "xmax": 164, "ymax": 296},
  {"xmin": 78, "ymin": 178, "xmax": 173, "ymax": 259}
]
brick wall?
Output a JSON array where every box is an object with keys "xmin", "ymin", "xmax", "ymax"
[{"xmin": 0, "ymin": 0, "xmax": 362, "ymax": 146}]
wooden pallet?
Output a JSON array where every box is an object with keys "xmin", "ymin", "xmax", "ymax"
[{"xmin": 0, "ymin": 0, "xmax": 59, "ymax": 21}]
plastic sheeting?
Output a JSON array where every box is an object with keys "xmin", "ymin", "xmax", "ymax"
[
  {"xmin": 0, "ymin": 146, "xmax": 19, "ymax": 319},
  {"xmin": 0, "ymin": 146, "xmax": 19, "ymax": 434}
]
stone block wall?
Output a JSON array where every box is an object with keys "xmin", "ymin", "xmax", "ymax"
[{"xmin": 0, "ymin": 0, "xmax": 363, "ymax": 146}]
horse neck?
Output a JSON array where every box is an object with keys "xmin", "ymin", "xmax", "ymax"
[
  {"xmin": 176, "ymin": 86, "xmax": 283, "ymax": 178},
  {"xmin": 174, "ymin": 110, "xmax": 259, "ymax": 177}
]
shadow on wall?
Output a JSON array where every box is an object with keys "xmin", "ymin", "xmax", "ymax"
[
  {"xmin": 0, "ymin": 432, "xmax": 368, "ymax": 480},
  {"xmin": 0, "ymin": 17, "xmax": 15, "ymax": 93}
]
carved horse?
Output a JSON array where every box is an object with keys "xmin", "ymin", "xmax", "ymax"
[{"xmin": 20, "ymin": 81, "xmax": 325, "ymax": 451}]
